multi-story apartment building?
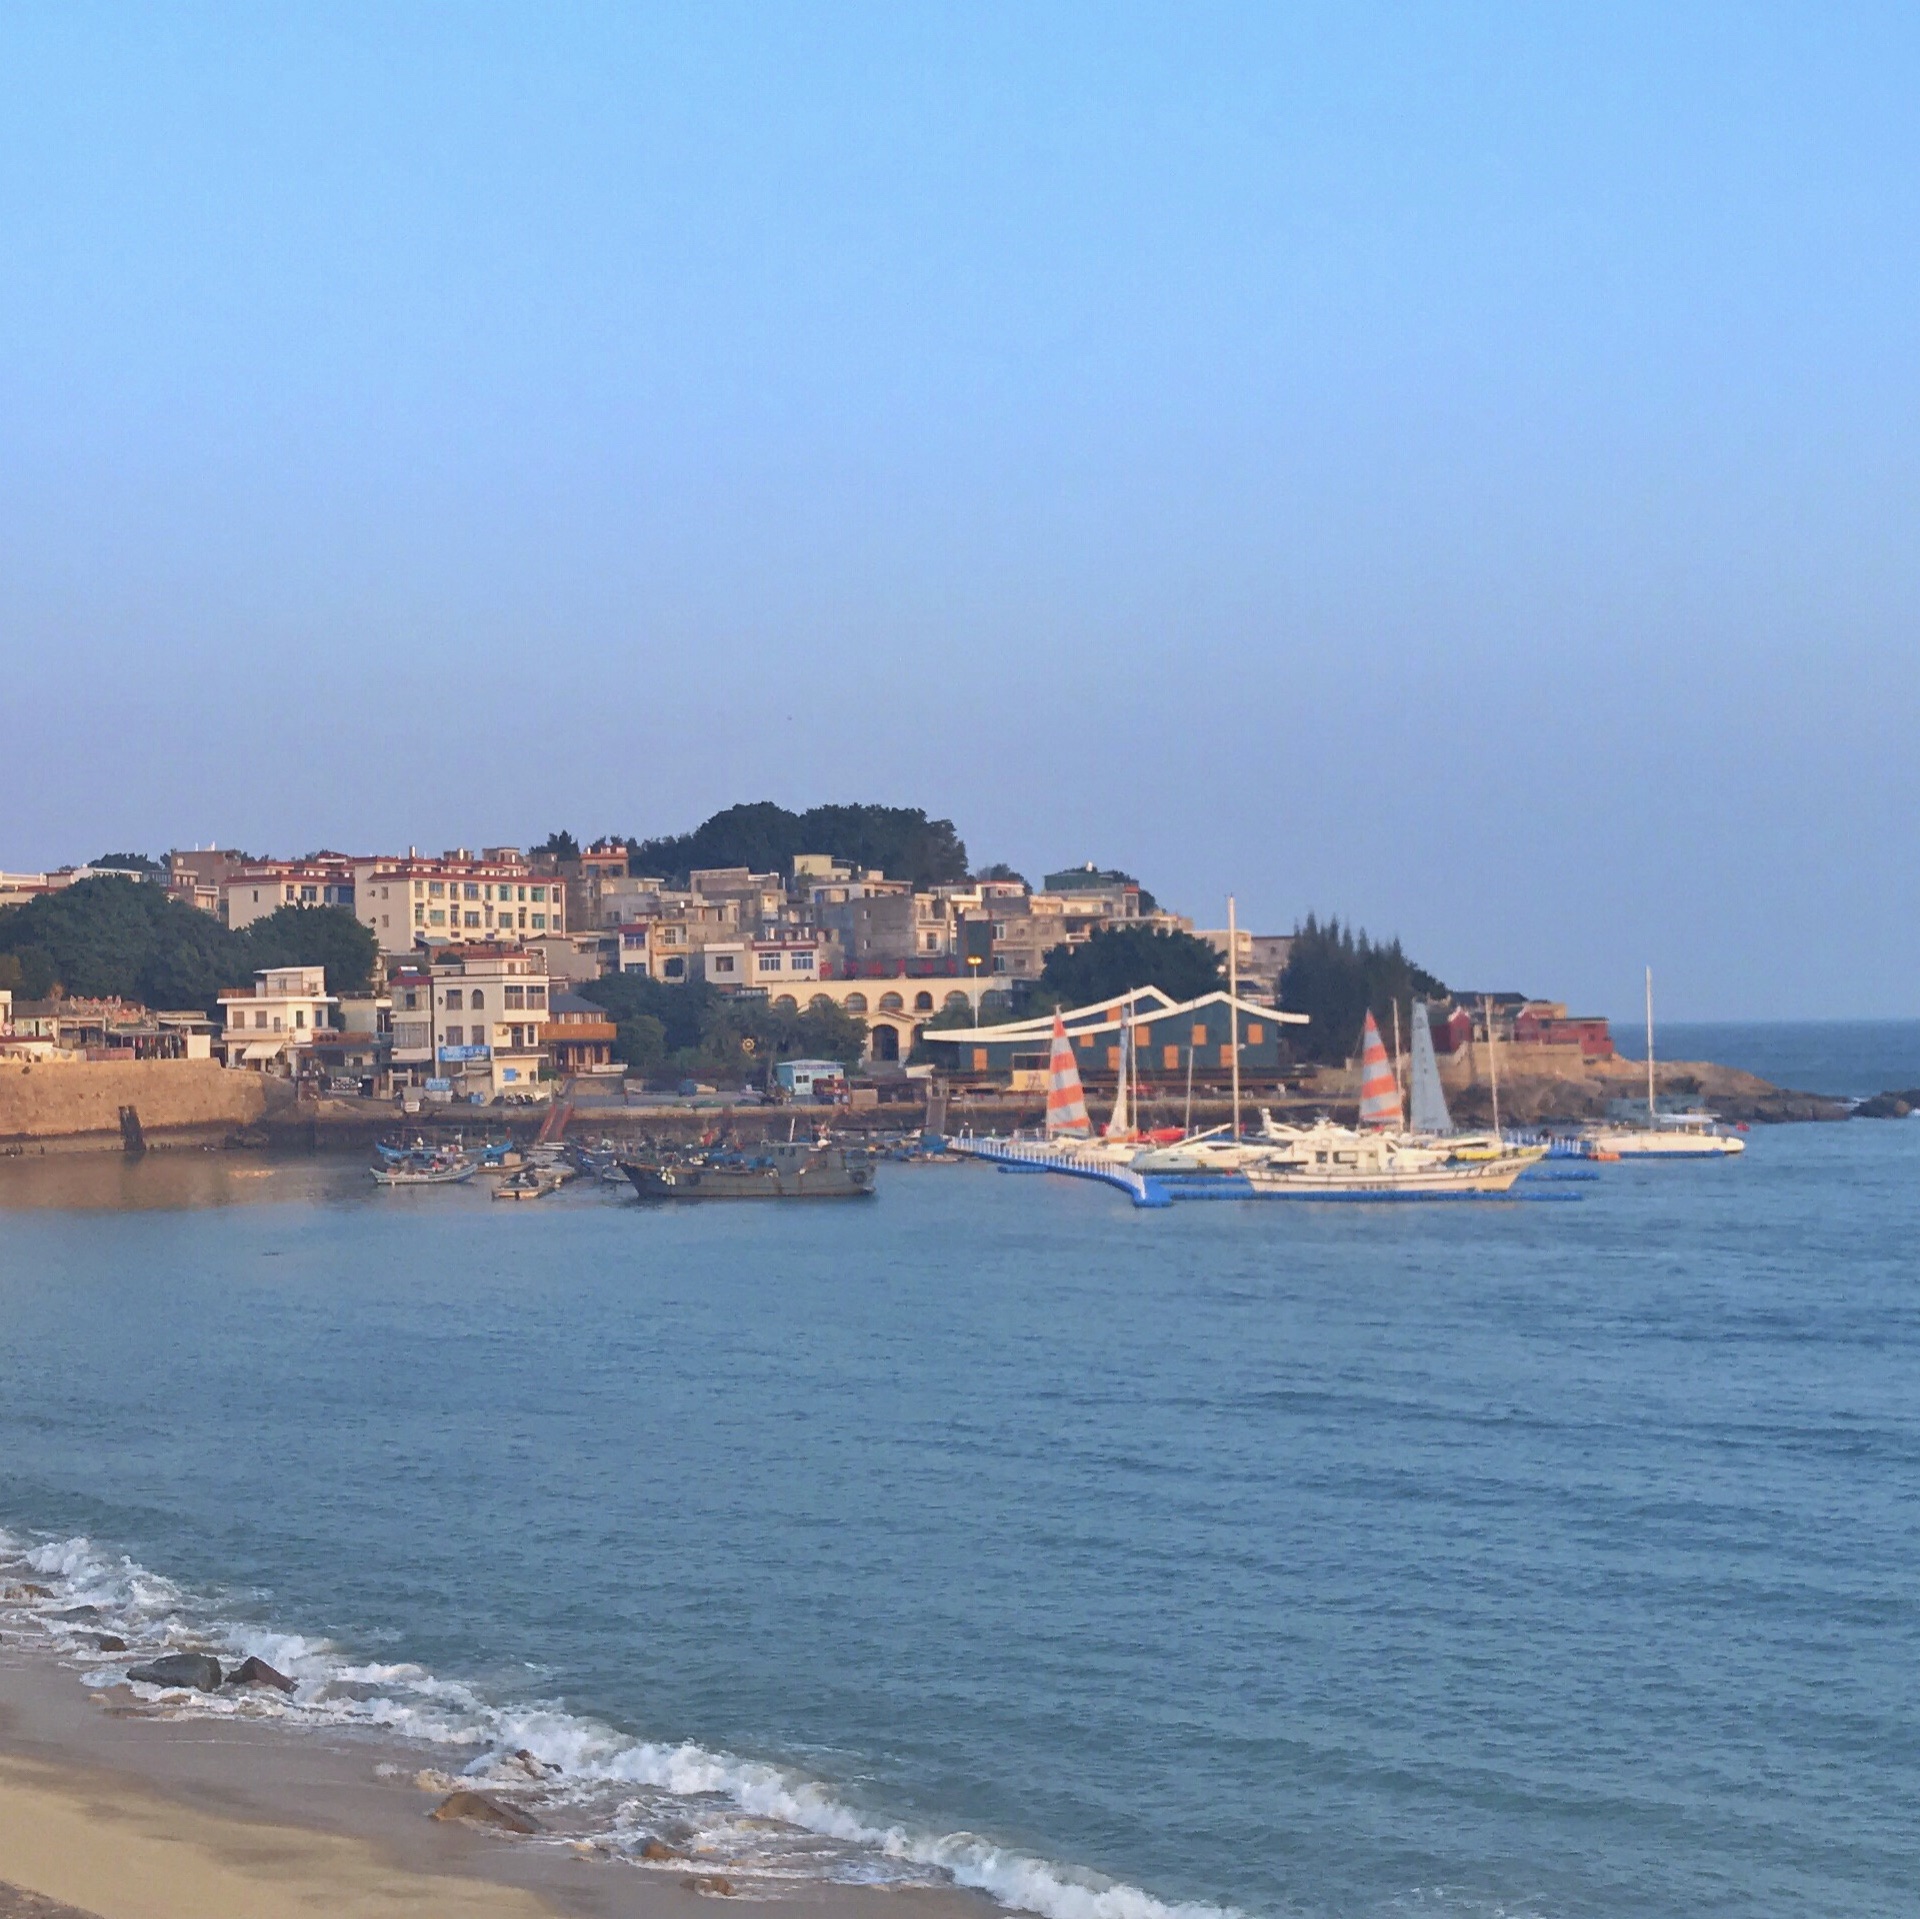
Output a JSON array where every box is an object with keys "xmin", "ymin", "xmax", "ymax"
[
  {"xmin": 223, "ymin": 857, "xmax": 359, "ymax": 932},
  {"xmin": 217, "ymin": 965, "xmax": 336, "ymax": 1070},
  {"xmin": 353, "ymin": 850, "xmax": 565, "ymax": 957},
  {"xmin": 427, "ymin": 945, "xmax": 551, "ymax": 1100}
]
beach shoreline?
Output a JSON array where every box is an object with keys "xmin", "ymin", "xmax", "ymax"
[{"xmin": 0, "ymin": 1648, "xmax": 998, "ymax": 1919}]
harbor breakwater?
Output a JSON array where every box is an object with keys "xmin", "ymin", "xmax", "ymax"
[{"xmin": 0, "ymin": 1059, "xmax": 285, "ymax": 1151}]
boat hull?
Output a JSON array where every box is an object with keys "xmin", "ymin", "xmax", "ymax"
[
  {"xmin": 1588, "ymin": 1130, "xmax": 1745, "ymax": 1158},
  {"xmin": 1243, "ymin": 1158, "xmax": 1535, "ymax": 1200},
  {"xmin": 620, "ymin": 1147, "xmax": 875, "ymax": 1201}
]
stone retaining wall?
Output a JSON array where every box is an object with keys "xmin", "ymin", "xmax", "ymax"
[{"xmin": 0, "ymin": 1059, "xmax": 280, "ymax": 1144}]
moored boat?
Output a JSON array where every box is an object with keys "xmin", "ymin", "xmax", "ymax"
[{"xmin": 620, "ymin": 1138, "xmax": 876, "ymax": 1200}]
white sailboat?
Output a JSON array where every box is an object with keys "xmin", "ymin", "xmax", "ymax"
[{"xmin": 1588, "ymin": 968, "xmax": 1745, "ymax": 1159}]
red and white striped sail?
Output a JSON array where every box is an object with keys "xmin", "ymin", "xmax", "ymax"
[
  {"xmin": 1045, "ymin": 1013, "xmax": 1093, "ymax": 1138},
  {"xmin": 1357, "ymin": 1009, "xmax": 1404, "ymax": 1129}
]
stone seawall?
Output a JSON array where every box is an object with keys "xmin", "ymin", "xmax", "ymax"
[{"xmin": 0, "ymin": 1060, "xmax": 283, "ymax": 1147}]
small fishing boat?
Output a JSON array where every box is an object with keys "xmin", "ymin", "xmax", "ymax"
[
  {"xmin": 492, "ymin": 1165, "xmax": 562, "ymax": 1200},
  {"xmin": 371, "ymin": 1155, "xmax": 475, "ymax": 1187}
]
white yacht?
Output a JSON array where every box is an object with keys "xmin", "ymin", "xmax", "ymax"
[
  {"xmin": 1243, "ymin": 1119, "xmax": 1543, "ymax": 1199},
  {"xmin": 1589, "ymin": 970, "xmax": 1745, "ymax": 1159}
]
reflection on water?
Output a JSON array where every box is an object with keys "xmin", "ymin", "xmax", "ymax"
[{"xmin": 0, "ymin": 1151, "xmax": 356, "ymax": 1212}]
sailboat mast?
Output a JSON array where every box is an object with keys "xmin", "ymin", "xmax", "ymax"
[
  {"xmin": 1483, "ymin": 994, "xmax": 1502, "ymax": 1139},
  {"xmin": 1228, "ymin": 895, "xmax": 1241, "ymax": 1139},
  {"xmin": 1392, "ymin": 999, "xmax": 1405, "ymax": 1118},
  {"xmin": 1645, "ymin": 965, "xmax": 1656, "ymax": 1122}
]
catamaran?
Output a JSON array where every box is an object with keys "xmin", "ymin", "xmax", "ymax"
[{"xmin": 1587, "ymin": 969, "xmax": 1745, "ymax": 1159}]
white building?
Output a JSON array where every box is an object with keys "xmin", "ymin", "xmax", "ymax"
[
  {"xmin": 428, "ymin": 945, "xmax": 551, "ymax": 1100},
  {"xmin": 354, "ymin": 851, "xmax": 566, "ymax": 957},
  {"xmin": 218, "ymin": 966, "xmax": 336, "ymax": 1071}
]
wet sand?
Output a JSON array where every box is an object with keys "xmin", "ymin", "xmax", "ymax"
[{"xmin": 0, "ymin": 1651, "xmax": 995, "ymax": 1919}]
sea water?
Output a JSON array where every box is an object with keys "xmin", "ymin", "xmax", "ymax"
[{"xmin": 1, "ymin": 1068, "xmax": 1917, "ymax": 1916}]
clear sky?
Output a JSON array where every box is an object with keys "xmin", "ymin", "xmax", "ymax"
[{"xmin": 2, "ymin": 4, "xmax": 1915, "ymax": 1018}]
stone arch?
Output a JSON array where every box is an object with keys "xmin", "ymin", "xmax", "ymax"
[
  {"xmin": 870, "ymin": 1022, "xmax": 900, "ymax": 1062},
  {"xmin": 844, "ymin": 992, "xmax": 868, "ymax": 1014},
  {"xmin": 943, "ymin": 992, "xmax": 970, "ymax": 1013},
  {"xmin": 774, "ymin": 995, "xmax": 798, "ymax": 1012}
]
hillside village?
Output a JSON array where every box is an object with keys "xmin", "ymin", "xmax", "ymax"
[{"xmin": 0, "ymin": 806, "xmax": 1625, "ymax": 1115}]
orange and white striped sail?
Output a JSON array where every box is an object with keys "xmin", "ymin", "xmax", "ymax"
[
  {"xmin": 1357, "ymin": 1009, "xmax": 1404, "ymax": 1129},
  {"xmin": 1045, "ymin": 1013, "xmax": 1092, "ymax": 1138}
]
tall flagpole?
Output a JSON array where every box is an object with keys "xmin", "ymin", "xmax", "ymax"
[{"xmin": 1228, "ymin": 894, "xmax": 1241, "ymax": 1140}]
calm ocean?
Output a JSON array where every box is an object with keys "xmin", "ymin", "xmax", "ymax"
[{"xmin": 2, "ymin": 1025, "xmax": 1917, "ymax": 1918}]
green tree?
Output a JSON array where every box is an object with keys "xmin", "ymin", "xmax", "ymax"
[
  {"xmin": 91, "ymin": 852, "xmax": 163, "ymax": 875},
  {"xmin": 1277, "ymin": 915, "xmax": 1446, "ymax": 1065},
  {"xmin": 241, "ymin": 905, "xmax": 378, "ymax": 996},
  {"xmin": 626, "ymin": 802, "xmax": 969, "ymax": 888},
  {"xmin": 534, "ymin": 830, "xmax": 580, "ymax": 862},
  {"xmin": 1035, "ymin": 924, "xmax": 1223, "ymax": 1009},
  {"xmin": 577, "ymin": 973, "xmax": 867, "ymax": 1080}
]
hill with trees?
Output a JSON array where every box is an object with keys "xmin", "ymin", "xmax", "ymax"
[
  {"xmin": 1277, "ymin": 915, "xmax": 1446, "ymax": 1065},
  {"xmin": 623, "ymin": 803, "xmax": 969, "ymax": 889},
  {"xmin": 0, "ymin": 878, "xmax": 377, "ymax": 1009}
]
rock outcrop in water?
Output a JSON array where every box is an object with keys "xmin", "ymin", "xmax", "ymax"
[
  {"xmin": 127, "ymin": 1652, "xmax": 223, "ymax": 1691},
  {"xmin": 1855, "ymin": 1088, "xmax": 1920, "ymax": 1118},
  {"xmin": 429, "ymin": 1790, "xmax": 542, "ymax": 1834},
  {"xmin": 226, "ymin": 1655, "xmax": 294, "ymax": 1691}
]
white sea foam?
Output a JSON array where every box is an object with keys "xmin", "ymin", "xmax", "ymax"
[{"xmin": 0, "ymin": 1524, "xmax": 1244, "ymax": 1919}]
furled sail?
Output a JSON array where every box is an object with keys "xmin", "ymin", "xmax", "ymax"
[
  {"xmin": 1105, "ymin": 1016, "xmax": 1133, "ymax": 1138},
  {"xmin": 1357, "ymin": 1009, "xmax": 1405, "ymax": 1129},
  {"xmin": 1046, "ymin": 1013, "xmax": 1093, "ymax": 1139},
  {"xmin": 1408, "ymin": 998, "xmax": 1453, "ymax": 1135}
]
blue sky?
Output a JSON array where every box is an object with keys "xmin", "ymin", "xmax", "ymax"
[{"xmin": 2, "ymin": 4, "xmax": 1915, "ymax": 1017}]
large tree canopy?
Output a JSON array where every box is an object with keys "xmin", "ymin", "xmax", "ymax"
[
  {"xmin": 578, "ymin": 973, "xmax": 868, "ymax": 1082},
  {"xmin": 1035, "ymin": 924, "xmax": 1224, "ymax": 1009},
  {"xmin": 1277, "ymin": 915, "xmax": 1446, "ymax": 1065},
  {"xmin": 626, "ymin": 803, "xmax": 968, "ymax": 889},
  {"xmin": 0, "ymin": 878, "xmax": 376, "ymax": 1010}
]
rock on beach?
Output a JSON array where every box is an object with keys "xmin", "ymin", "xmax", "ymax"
[
  {"xmin": 429, "ymin": 1790, "xmax": 543, "ymax": 1835},
  {"xmin": 126, "ymin": 1652, "xmax": 224, "ymax": 1692},
  {"xmin": 226, "ymin": 1655, "xmax": 295, "ymax": 1692}
]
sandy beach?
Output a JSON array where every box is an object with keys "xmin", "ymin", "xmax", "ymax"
[{"xmin": 0, "ymin": 1651, "xmax": 993, "ymax": 1919}]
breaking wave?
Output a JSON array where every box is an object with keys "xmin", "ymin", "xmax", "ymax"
[{"xmin": 0, "ymin": 1525, "xmax": 1242, "ymax": 1919}]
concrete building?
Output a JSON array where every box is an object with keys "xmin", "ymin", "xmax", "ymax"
[
  {"xmin": 223, "ymin": 858, "xmax": 359, "ymax": 932},
  {"xmin": 428, "ymin": 945, "xmax": 551, "ymax": 1100},
  {"xmin": 1196, "ymin": 929, "xmax": 1294, "ymax": 998},
  {"xmin": 218, "ymin": 966, "xmax": 337, "ymax": 1071},
  {"xmin": 353, "ymin": 851, "xmax": 565, "ymax": 957}
]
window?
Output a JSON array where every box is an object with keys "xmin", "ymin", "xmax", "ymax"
[
  {"xmin": 1192, "ymin": 1024, "xmax": 1209, "ymax": 1046},
  {"xmin": 811, "ymin": 995, "xmax": 833, "ymax": 1012},
  {"xmin": 914, "ymin": 992, "xmax": 933, "ymax": 1011},
  {"xmin": 879, "ymin": 992, "xmax": 903, "ymax": 1012},
  {"xmin": 254, "ymin": 1010, "xmax": 267, "ymax": 1029},
  {"xmin": 1163, "ymin": 1045, "xmax": 1180, "ymax": 1070},
  {"xmin": 518, "ymin": 885, "xmax": 528, "ymax": 902},
  {"xmin": 531, "ymin": 913, "xmax": 546, "ymax": 929},
  {"xmin": 272, "ymin": 1016, "xmax": 283, "ymax": 1032},
  {"xmin": 526, "ymin": 985, "xmax": 545, "ymax": 1009},
  {"xmin": 791, "ymin": 951, "xmax": 813, "ymax": 970},
  {"xmin": 531, "ymin": 886, "xmax": 546, "ymax": 902},
  {"xmin": 403, "ymin": 991, "xmax": 417, "ymax": 1010},
  {"xmin": 758, "ymin": 953, "xmax": 781, "ymax": 971},
  {"xmin": 1107, "ymin": 1047, "xmax": 1120, "ymax": 1070},
  {"xmin": 469, "ymin": 990, "xmax": 484, "ymax": 1009},
  {"xmin": 664, "ymin": 957, "xmax": 685, "ymax": 979},
  {"xmin": 465, "ymin": 883, "xmax": 480, "ymax": 900},
  {"xmin": 444, "ymin": 989, "xmax": 463, "ymax": 1010},
  {"xmin": 843, "ymin": 992, "xmax": 868, "ymax": 1013},
  {"xmin": 430, "ymin": 881, "xmax": 444, "ymax": 897},
  {"xmin": 464, "ymin": 911, "xmax": 481, "ymax": 928},
  {"xmin": 445, "ymin": 1025, "xmax": 463, "ymax": 1046},
  {"xmin": 429, "ymin": 909, "xmax": 445, "ymax": 926},
  {"xmin": 712, "ymin": 955, "xmax": 735, "ymax": 973},
  {"xmin": 504, "ymin": 986, "xmax": 524, "ymax": 1010},
  {"xmin": 294, "ymin": 1010, "xmax": 306, "ymax": 1029},
  {"xmin": 1219, "ymin": 1044, "xmax": 1233, "ymax": 1068},
  {"xmin": 1247, "ymin": 1022, "xmax": 1264, "ymax": 1044}
]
